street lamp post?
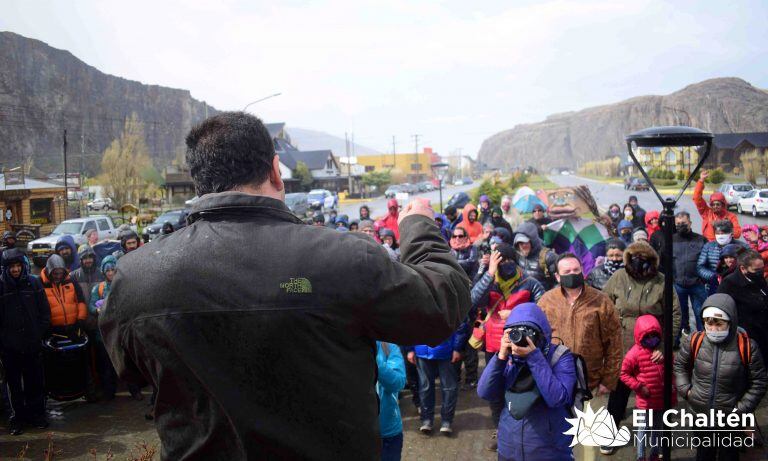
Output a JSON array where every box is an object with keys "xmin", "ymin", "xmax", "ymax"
[
  {"xmin": 431, "ymin": 162, "xmax": 449, "ymax": 212},
  {"xmin": 626, "ymin": 126, "xmax": 713, "ymax": 461},
  {"xmin": 242, "ymin": 93, "xmax": 282, "ymax": 112}
]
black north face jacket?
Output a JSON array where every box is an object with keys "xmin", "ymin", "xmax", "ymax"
[{"xmin": 100, "ymin": 192, "xmax": 471, "ymax": 460}]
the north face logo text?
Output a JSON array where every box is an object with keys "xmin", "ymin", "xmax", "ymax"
[{"xmin": 280, "ymin": 278, "xmax": 313, "ymax": 294}]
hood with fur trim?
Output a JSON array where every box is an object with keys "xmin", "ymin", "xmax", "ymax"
[{"xmin": 623, "ymin": 241, "xmax": 659, "ymax": 269}]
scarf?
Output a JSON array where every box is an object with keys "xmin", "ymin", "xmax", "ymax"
[
  {"xmin": 450, "ymin": 236, "xmax": 471, "ymax": 251},
  {"xmin": 495, "ymin": 269, "xmax": 522, "ymax": 297},
  {"xmin": 603, "ymin": 259, "xmax": 624, "ymax": 276}
]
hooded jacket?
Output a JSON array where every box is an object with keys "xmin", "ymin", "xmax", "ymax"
[
  {"xmin": 602, "ymin": 242, "xmax": 681, "ymax": 353},
  {"xmin": 514, "ymin": 221, "xmax": 557, "ymax": 290},
  {"xmin": 376, "ymin": 342, "xmax": 406, "ymax": 439},
  {"xmin": 717, "ymin": 268, "xmax": 768, "ymax": 357},
  {"xmin": 40, "ymin": 254, "xmax": 87, "ymax": 327},
  {"xmin": 55, "ymin": 234, "xmax": 81, "ymax": 272},
  {"xmin": 477, "ymin": 303, "xmax": 576, "ymax": 461},
  {"xmin": 381, "ymin": 198, "xmax": 400, "ymax": 242},
  {"xmin": 644, "ymin": 210, "xmax": 661, "ymax": 238},
  {"xmin": 696, "ymin": 238, "xmax": 748, "ymax": 283},
  {"xmin": 70, "ymin": 245, "xmax": 105, "ymax": 307},
  {"xmin": 693, "ymin": 180, "xmax": 742, "ymax": 241},
  {"xmin": 0, "ymin": 248, "xmax": 50, "ymax": 353},
  {"xmin": 621, "ymin": 315, "xmax": 676, "ymax": 410},
  {"xmin": 457, "ymin": 203, "xmax": 483, "ymax": 243},
  {"xmin": 478, "ymin": 195, "xmax": 493, "ymax": 225},
  {"xmin": 99, "ymin": 192, "xmax": 471, "ymax": 461},
  {"xmin": 743, "ymin": 224, "xmax": 768, "ymax": 278},
  {"xmin": 539, "ymin": 284, "xmax": 622, "ymax": 390},
  {"xmin": 490, "ymin": 206, "xmax": 513, "ymax": 235},
  {"xmin": 88, "ymin": 255, "xmax": 117, "ymax": 342},
  {"xmin": 433, "ymin": 213, "xmax": 451, "ymax": 242},
  {"xmin": 617, "ymin": 219, "xmax": 634, "ymax": 245},
  {"xmin": 674, "ymin": 294, "xmax": 768, "ymax": 414}
]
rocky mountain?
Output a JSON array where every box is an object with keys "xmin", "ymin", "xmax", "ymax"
[
  {"xmin": 0, "ymin": 31, "xmax": 216, "ymax": 175},
  {"xmin": 477, "ymin": 77, "xmax": 768, "ymax": 170}
]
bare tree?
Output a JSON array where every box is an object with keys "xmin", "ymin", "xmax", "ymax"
[{"xmin": 100, "ymin": 113, "xmax": 152, "ymax": 206}]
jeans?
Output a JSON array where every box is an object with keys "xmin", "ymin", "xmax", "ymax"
[
  {"xmin": 675, "ymin": 283, "xmax": 707, "ymax": 333},
  {"xmin": 453, "ymin": 344, "xmax": 478, "ymax": 384},
  {"xmin": 416, "ymin": 357, "xmax": 458, "ymax": 424},
  {"xmin": 485, "ymin": 351, "xmax": 505, "ymax": 426},
  {"xmin": 381, "ymin": 432, "xmax": 403, "ymax": 461},
  {"xmin": 636, "ymin": 409, "xmax": 661, "ymax": 460},
  {"xmin": 2, "ymin": 350, "xmax": 46, "ymax": 424}
]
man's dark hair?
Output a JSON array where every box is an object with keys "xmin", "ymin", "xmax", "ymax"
[
  {"xmin": 606, "ymin": 238, "xmax": 626, "ymax": 252},
  {"xmin": 713, "ymin": 219, "xmax": 733, "ymax": 234},
  {"xmin": 555, "ymin": 252, "xmax": 582, "ymax": 273},
  {"xmin": 185, "ymin": 112, "xmax": 275, "ymax": 196},
  {"xmin": 444, "ymin": 206, "xmax": 457, "ymax": 216},
  {"xmin": 738, "ymin": 249, "xmax": 762, "ymax": 268}
]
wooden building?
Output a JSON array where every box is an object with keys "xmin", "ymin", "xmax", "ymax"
[{"xmin": 0, "ymin": 171, "xmax": 67, "ymax": 241}]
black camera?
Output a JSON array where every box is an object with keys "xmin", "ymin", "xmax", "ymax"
[
  {"xmin": 479, "ymin": 241, "xmax": 492, "ymax": 255},
  {"xmin": 508, "ymin": 326, "xmax": 540, "ymax": 347}
]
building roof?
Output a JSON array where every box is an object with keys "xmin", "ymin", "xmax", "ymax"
[
  {"xmin": 714, "ymin": 132, "xmax": 768, "ymax": 149},
  {"xmin": 280, "ymin": 150, "xmax": 335, "ymax": 170},
  {"xmin": 0, "ymin": 174, "xmax": 63, "ymax": 191},
  {"xmin": 265, "ymin": 123, "xmax": 286, "ymax": 139}
]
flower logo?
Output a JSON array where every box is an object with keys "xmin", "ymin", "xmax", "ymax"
[{"xmin": 563, "ymin": 402, "xmax": 631, "ymax": 447}]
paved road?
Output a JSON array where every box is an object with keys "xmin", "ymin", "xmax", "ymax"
[
  {"xmin": 548, "ymin": 174, "xmax": 768, "ymax": 232},
  {"xmin": 339, "ymin": 183, "xmax": 478, "ymax": 220}
]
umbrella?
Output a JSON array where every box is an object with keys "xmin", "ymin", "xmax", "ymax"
[{"xmin": 512, "ymin": 186, "xmax": 547, "ymax": 213}]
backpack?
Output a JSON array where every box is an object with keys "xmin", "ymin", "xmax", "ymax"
[
  {"xmin": 549, "ymin": 344, "xmax": 592, "ymax": 415},
  {"xmin": 689, "ymin": 330, "xmax": 751, "ymax": 367},
  {"xmin": 97, "ymin": 281, "xmax": 106, "ymax": 299}
]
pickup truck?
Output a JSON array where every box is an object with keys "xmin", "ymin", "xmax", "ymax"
[{"xmin": 27, "ymin": 216, "xmax": 119, "ymax": 267}]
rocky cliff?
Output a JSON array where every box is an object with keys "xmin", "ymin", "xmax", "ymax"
[
  {"xmin": 477, "ymin": 77, "xmax": 768, "ymax": 170},
  {"xmin": 0, "ymin": 31, "xmax": 216, "ymax": 175}
]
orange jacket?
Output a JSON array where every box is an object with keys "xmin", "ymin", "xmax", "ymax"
[
  {"xmin": 693, "ymin": 180, "xmax": 742, "ymax": 241},
  {"xmin": 457, "ymin": 203, "xmax": 483, "ymax": 243},
  {"xmin": 40, "ymin": 268, "xmax": 87, "ymax": 327}
]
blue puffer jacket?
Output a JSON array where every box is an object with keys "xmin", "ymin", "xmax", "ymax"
[
  {"xmin": 376, "ymin": 342, "xmax": 406, "ymax": 438},
  {"xmin": 477, "ymin": 303, "xmax": 576, "ymax": 461},
  {"xmin": 410, "ymin": 321, "xmax": 470, "ymax": 360},
  {"xmin": 697, "ymin": 240, "xmax": 748, "ymax": 283},
  {"xmin": 451, "ymin": 245, "xmax": 479, "ymax": 278}
]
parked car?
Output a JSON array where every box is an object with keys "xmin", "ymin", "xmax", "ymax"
[
  {"xmin": 87, "ymin": 197, "xmax": 114, "ymax": 211},
  {"xmin": 453, "ymin": 179, "xmax": 464, "ymax": 186},
  {"xmin": 27, "ymin": 216, "xmax": 118, "ymax": 267},
  {"xmin": 719, "ymin": 183, "xmax": 755, "ymax": 208},
  {"xmin": 141, "ymin": 209, "xmax": 189, "ymax": 242},
  {"xmin": 400, "ymin": 183, "xmax": 418, "ymax": 194},
  {"xmin": 737, "ymin": 189, "xmax": 768, "ymax": 216},
  {"xmin": 447, "ymin": 192, "xmax": 471, "ymax": 209},
  {"xmin": 417, "ymin": 181, "xmax": 435, "ymax": 192},
  {"xmin": 462, "ymin": 177, "xmax": 474, "ymax": 185},
  {"xmin": 625, "ymin": 177, "xmax": 650, "ymax": 191},
  {"xmin": 384, "ymin": 185, "xmax": 403, "ymax": 199},
  {"xmin": 285, "ymin": 193, "xmax": 310, "ymax": 217},
  {"xmin": 307, "ymin": 189, "xmax": 336, "ymax": 211}
]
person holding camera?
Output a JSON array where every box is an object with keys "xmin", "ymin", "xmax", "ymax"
[
  {"xmin": 513, "ymin": 222, "xmax": 558, "ymax": 290},
  {"xmin": 470, "ymin": 242, "xmax": 545, "ymax": 451},
  {"xmin": 477, "ymin": 302, "xmax": 577, "ymax": 461}
]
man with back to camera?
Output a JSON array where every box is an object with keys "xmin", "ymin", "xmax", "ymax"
[{"xmin": 99, "ymin": 112, "xmax": 472, "ymax": 460}]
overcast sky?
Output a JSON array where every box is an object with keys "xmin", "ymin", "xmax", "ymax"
[{"xmin": 2, "ymin": 0, "xmax": 767, "ymax": 157}]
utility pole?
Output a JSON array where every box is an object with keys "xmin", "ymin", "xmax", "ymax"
[
  {"xmin": 63, "ymin": 129, "xmax": 69, "ymax": 220},
  {"xmin": 411, "ymin": 134, "xmax": 421, "ymax": 181},
  {"xmin": 345, "ymin": 132, "xmax": 352, "ymax": 196},
  {"xmin": 391, "ymin": 136, "xmax": 397, "ymax": 169}
]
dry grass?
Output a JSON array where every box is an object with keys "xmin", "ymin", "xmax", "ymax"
[{"xmin": 8, "ymin": 434, "xmax": 156, "ymax": 461}]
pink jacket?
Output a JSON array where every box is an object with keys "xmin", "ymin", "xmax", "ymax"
[{"xmin": 620, "ymin": 315, "xmax": 677, "ymax": 410}]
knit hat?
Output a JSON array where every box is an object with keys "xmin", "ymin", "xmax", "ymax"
[
  {"xmin": 633, "ymin": 229, "xmax": 648, "ymax": 241},
  {"xmin": 359, "ymin": 219, "xmax": 374, "ymax": 231}
]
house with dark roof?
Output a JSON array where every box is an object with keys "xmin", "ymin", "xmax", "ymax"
[{"xmin": 708, "ymin": 132, "xmax": 768, "ymax": 170}]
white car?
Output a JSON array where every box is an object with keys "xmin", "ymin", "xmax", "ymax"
[
  {"xmin": 737, "ymin": 189, "xmax": 768, "ymax": 216},
  {"xmin": 453, "ymin": 179, "xmax": 464, "ymax": 186},
  {"xmin": 87, "ymin": 197, "xmax": 114, "ymax": 211}
]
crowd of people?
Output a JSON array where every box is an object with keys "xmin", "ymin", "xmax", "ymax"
[
  {"xmin": 0, "ymin": 224, "xmax": 174, "ymax": 436},
  {"xmin": 303, "ymin": 168, "xmax": 768, "ymax": 461},
  {"xmin": 3, "ymin": 146, "xmax": 768, "ymax": 461}
]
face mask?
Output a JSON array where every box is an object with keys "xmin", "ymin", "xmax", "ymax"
[
  {"xmin": 559, "ymin": 273, "xmax": 584, "ymax": 289},
  {"xmin": 624, "ymin": 210, "xmax": 633, "ymax": 218},
  {"xmin": 610, "ymin": 210, "xmax": 620, "ymax": 218},
  {"xmin": 762, "ymin": 235, "xmax": 768, "ymax": 243},
  {"xmin": 604, "ymin": 259, "xmax": 624, "ymax": 274},
  {"xmin": 715, "ymin": 234, "xmax": 732, "ymax": 246},
  {"xmin": 498, "ymin": 261, "xmax": 518, "ymax": 279},
  {"xmin": 676, "ymin": 224, "xmax": 690, "ymax": 235},
  {"xmin": 744, "ymin": 271, "xmax": 764, "ymax": 284},
  {"xmin": 706, "ymin": 330, "xmax": 729, "ymax": 343},
  {"xmin": 641, "ymin": 334, "xmax": 661, "ymax": 349}
]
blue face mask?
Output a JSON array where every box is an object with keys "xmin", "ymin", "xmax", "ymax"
[
  {"xmin": 498, "ymin": 261, "xmax": 518, "ymax": 279},
  {"xmin": 640, "ymin": 334, "xmax": 661, "ymax": 349}
]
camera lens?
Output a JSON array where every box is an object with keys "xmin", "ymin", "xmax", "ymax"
[{"xmin": 509, "ymin": 328, "xmax": 524, "ymax": 345}]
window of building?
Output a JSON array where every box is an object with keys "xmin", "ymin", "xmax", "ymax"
[{"xmin": 30, "ymin": 198, "xmax": 53, "ymax": 225}]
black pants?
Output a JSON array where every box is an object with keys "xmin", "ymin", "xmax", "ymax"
[
  {"xmin": 2, "ymin": 350, "xmax": 45, "ymax": 424},
  {"xmin": 695, "ymin": 430, "xmax": 741, "ymax": 461},
  {"xmin": 607, "ymin": 379, "xmax": 632, "ymax": 427},
  {"xmin": 484, "ymin": 351, "xmax": 505, "ymax": 426},
  {"xmin": 399, "ymin": 346, "xmax": 420, "ymax": 407},
  {"xmin": 453, "ymin": 344, "xmax": 478, "ymax": 384},
  {"xmin": 94, "ymin": 341, "xmax": 117, "ymax": 398}
]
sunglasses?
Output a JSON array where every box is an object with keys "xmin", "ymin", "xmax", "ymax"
[
  {"xmin": 361, "ymin": 228, "xmax": 374, "ymax": 233},
  {"xmin": 451, "ymin": 234, "xmax": 467, "ymax": 239},
  {"xmin": 704, "ymin": 317, "xmax": 728, "ymax": 327}
]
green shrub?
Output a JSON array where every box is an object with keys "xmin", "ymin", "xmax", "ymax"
[{"xmin": 705, "ymin": 168, "xmax": 726, "ymax": 184}]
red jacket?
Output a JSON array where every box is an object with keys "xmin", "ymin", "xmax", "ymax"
[
  {"xmin": 381, "ymin": 198, "xmax": 400, "ymax": 241},
  {"xmin": 693, "ymin": 181, "xmax": 742, "ymax": 241},
  {"xmin": 620, "ymin": 314, "xmax": 676, "ymax": 410},
  {"xmin": 644, "ymin": 210, "xmax": 661, "ymax": 238},
  {"xmin": 483, "ymin": 289, "xmax": 531, "ymax": 353}
]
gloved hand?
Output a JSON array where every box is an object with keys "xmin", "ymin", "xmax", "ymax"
[{"xmin": 95, "ymin": 299, "xmax": 104, "ymax": 310}]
